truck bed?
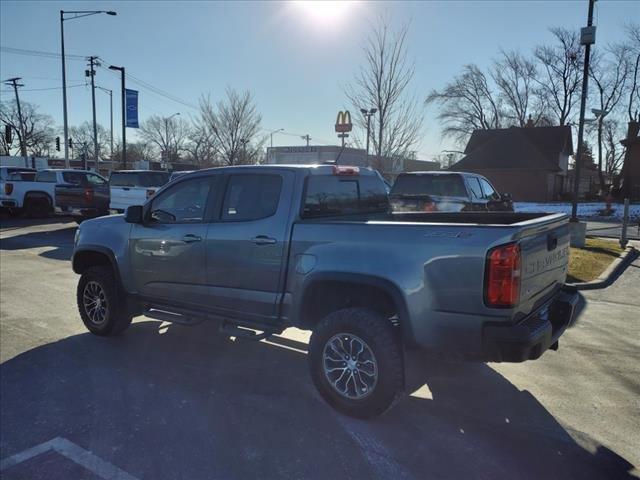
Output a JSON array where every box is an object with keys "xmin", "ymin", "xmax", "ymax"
[{"xmin": 300, "ymin": 211, "xmax": 564, "ymax": 226}]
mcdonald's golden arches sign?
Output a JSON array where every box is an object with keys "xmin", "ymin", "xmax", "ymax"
[{"xmin": 335, "ymin": 111, "xmax": 353, "ymax": 133}]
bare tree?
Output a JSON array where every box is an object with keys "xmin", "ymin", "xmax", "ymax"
[
  {"xmin": 198, "ymin": 88, "xmax": 263, "ymax": 165},
  {"xmin": 139, "ymin": 115, "xmax": 190, "ymax": 164},
  {"xmin": 603, "ymin": 119, "xmax": 626, "ymax": 179},
  {"xmin": 534, "ymin": 28, "xmax": 582, "ymax": 126},
  {"xmin": 493, "ymin": 50, "xmax": 546, "ymax": 127},
  {"xmin": 589, "ymin": 44, "xmax": 630, "ymax": 192},
  {"xmin": 184, "ymin": 120, "xmax": 218, "ymax": 166},
  {"xmin": 112, "ymin": 140, "xmax": 155, "ymax": 164},
  {"xmin": 0, "ymin": 100, "xmax": 55, "ymax": 157},
  {"xmin": 426, "ymin": 64, "xmax": 501, "ymax": 145},
  {"xmin": 626, "ymin": 23, "xmax": 640, "ymax": 122},
  {"xmin": 345, "ymin": 18, "xmax": 423, "ymax": 171},
  {"xmin": 69, "ymin": 121, "xmax": 110, "ymax": 161}
]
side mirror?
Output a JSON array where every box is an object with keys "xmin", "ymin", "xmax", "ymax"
[
  {"xmin": 501, "ymin": 193, "xmax": 512, "ymax": 202},
  {"xmin": 124, "ymin": 205, "xmax": 144, "ymax": 223}
]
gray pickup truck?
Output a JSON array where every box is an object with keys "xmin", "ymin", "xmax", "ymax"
[{"xmin": 72, "ymin": 164, "xmax": 578, "ymax": 418}]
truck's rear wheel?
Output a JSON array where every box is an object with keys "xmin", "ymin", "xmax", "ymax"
[
  {"xmin": 308, "ymin": 308, "xmax": 404, "ymax": 418},
  {"xmin": 77, "ymin": 266, "xmax": 132, "ymax": 336},
  {"xmin": 25, "ymin": 196, "xmax": 51, "ymax": 218}
]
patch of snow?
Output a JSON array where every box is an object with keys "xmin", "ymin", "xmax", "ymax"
[{"xmin": 514, "ymin": 202, "xmax": 640, "ymax": 219}]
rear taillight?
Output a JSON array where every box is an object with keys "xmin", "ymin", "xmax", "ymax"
[
  {"xmin": 83, "ymin": 188, "xmax": 94, "ymax": 202},
  {"xmin": 146, "ymin": 189, "xmax": 156, "ymax": 199},
  {"xmin": 5, "ymin": 183, "xmax": 13, "ymax": 195},
  {"xmin": 485, "ymin": 243, "xmax": 521, "ymax": 307}
]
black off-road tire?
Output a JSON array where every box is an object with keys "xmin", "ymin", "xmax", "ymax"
[
  {"xmin": 308, "ymin": 308, "xmax": 404, "ymax": 419},
  {"xmin": 77, "ymin": 265, "xmax": 132, "ymax": 336},
  {"xmin": 25, "ymin": 196, "xmax": 51, "ymax": 218}
]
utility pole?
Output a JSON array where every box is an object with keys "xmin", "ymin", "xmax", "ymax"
[
  {"xmin": 109, "ymin": 65, "xmax": 126, "ymax": 169},
  {"xmin": 4, "ymin": 77, "xmax": 27, "ymax": 159},
  {"xmin": 301, "ymin": 134, "xmax": 311, "ymax": 146},
  {"xmin": 87, "ymin": 56, "xmax": 100, "ymax": 163},
  {"xmin": 571, "ymin": 0, "xmax": 596, "ymax": 221}
]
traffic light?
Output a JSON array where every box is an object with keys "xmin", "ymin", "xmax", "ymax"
[
  {"xmin": 55, "ymin": 136, "xmax": 61, "ymax": 151},
  {"xmin": 4, "ymin": 124, "xmax": 11, "ymax": 144},
  {"xmin": 68, "ymin": 138, "xmax": 73, "ymax": 149}
]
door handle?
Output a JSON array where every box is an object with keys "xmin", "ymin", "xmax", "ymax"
[
  {"xmin": 252, "ymin": 235, "xmax": 277, "ymax": 245},
  {"xmin": 182, "ymin": 234, "xmax": 202, "ymax": 243}
]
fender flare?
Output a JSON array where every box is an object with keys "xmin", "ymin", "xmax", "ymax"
[
  {"xmin": 294, "ymin": 272, "xmax": 416, "ymax": 345},
  {"xmin": 72, "ymin": 245, "xmax": 121, "ymax": 284}
]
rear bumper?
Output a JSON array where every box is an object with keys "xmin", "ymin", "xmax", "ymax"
[{"xmin": 482, "ymin": 286, "xmax": 579, "ymax": 362}]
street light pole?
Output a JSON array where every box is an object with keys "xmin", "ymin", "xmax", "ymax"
[
  {"xmin": 87, "ymin": 56, "xmax": 99, "ymax": 164},
  {"xmin": 59, "ymin": 10, "xmax": 116, "ymax": 168},
  {"xmin": 97, "ymin": 87, "xmax": 114, "ymax": 159},
  {"xmin": 60, "ymin": 11, "xmax": 69, "ymax": 166},
  {"xmin": 163, "ymin": 112, "xmax": 180, "ymax": 168},
  {"xmin": 360, "ymin": 107, "xmax": 377, "ymax": 166},
  {"xmin": 571, "ymin": 0, "xmax": 596, "ymax": 221},
  {"xmin": 109, "ymin": 65, "xmax": 126, "ymax": 169},
  {"xmin": 270, "ymin": 128, "xmax": 284, "ymax": 148}
]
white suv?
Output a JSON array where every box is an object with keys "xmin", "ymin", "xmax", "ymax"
[{"xmin": 109, "ymin": 170, "xmax": 170, "ymax": 213}]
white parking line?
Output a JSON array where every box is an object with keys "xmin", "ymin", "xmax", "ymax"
[{"xmin": 0, "ymin": 437, "xmax": 139, "ymax": 480}]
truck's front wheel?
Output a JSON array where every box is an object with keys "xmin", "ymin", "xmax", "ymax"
[
  {"xmin": 77, "ymin": 266, "xmax": 132, "ymax": 336},
  {"xmin": 308, "ymin": 308, "xmax": 404, "ymax": 418}
]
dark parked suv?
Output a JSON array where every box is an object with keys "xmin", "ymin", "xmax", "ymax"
[{"xmin": 390, "ymin": 171, "xmax": 513, "ymax": 213}]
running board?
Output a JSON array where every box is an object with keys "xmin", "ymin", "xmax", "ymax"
[
  {"xmin": 143, "ymin": 308, "xmax": 205, "ymax": 326},
  {"xmin": 220, "ymin": 321, "xmax": 282, "ymax": 341}
]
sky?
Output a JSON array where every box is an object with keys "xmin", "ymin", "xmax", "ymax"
[{"xmin": 1, "ymin": 0, "xmax": 638, "ymax": 159}]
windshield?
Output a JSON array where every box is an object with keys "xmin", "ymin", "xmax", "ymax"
[{"xmin": 391, "ymin": 174, "xmax": 467, "ymax": 197}]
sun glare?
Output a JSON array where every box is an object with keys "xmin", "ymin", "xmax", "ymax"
[{"xmin": 291, "ymin": 1, "xmax": 356, "ymax": 26}]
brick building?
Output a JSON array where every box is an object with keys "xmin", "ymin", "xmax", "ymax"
[{"xmin": 449, "ymin": 126, "xmax": 574, "ymax": 202}]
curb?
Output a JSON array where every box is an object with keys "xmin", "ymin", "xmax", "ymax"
[{"xmin": 569, "ymin": 246, "xmax": 638, "ymax": 291}]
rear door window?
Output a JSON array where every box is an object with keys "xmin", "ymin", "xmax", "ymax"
[
  {"xmin": 303, "ymin": 175, "xmax": 388, "ymax": 217},
  {"xmin": 62, "ymin": 172, "xmax": 88, "ymax": 185},
  {"xmin": 35, "ymin": 171, "xmax": 57, "ymax": 183},
  {"xmin": 466, "ymin": 177, "xmax": 484, "ymax": 200},
  {"xmin": 479, "ymin": 178, "xmax": 500, "ymax": 200},
  {"xmin": 221, "ymin": 174, "xmax": 282, "ymax": 221},
  {"xmin": 391, "ymin": 174, "xmax": 467, "ymax": 197}
]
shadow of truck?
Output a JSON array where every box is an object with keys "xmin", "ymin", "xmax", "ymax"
[{"xmin": 0, "ymin": 320, "xmax": 634, "ymax": 480}]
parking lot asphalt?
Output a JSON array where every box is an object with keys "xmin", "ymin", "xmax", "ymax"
[{"xmin": 1, "ymin": 216, "xmax": 639, "ymax": 480}]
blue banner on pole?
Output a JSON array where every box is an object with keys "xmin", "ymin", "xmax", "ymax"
[{"xmin": 125, "ymin": 89, "xmax": 139, "ymax": 128}]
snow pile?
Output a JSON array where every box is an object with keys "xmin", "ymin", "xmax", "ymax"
[{"xmin": 514, "ymin": 202, "xmax": 640, "ymax": 219}]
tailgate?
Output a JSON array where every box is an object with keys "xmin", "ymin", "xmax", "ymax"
[
  {"xmin": 55, "ymin": 184, "xmax": 87, "ymax": 208},
  {"xmin": 518, "ymin": 217, "xmax": 570, "ymax": 307},
  {"xmin": 110, "ymin": 186, "xmax": 146, "ymax": 209}
]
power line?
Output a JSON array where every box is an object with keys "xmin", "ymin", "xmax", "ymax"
[
  {"xmin": 98, "ymin": 62, "xmax": 198, "ymax": 110},
  {"xmin": 0, "ymin": 83, "xmax": 86, "ymax": 93},
  {"xmin": 0, "ymin": 46, "xmax": 85, "ymax": 60}
]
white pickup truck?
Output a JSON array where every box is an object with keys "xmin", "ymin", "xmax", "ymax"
[
  {"xmin": 1, "ymin": 168, "xmax": 57, "ymax": 217},
  {"xmin": 1, "ymin": 168, "xmax": 109, "ymax": 219}
]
